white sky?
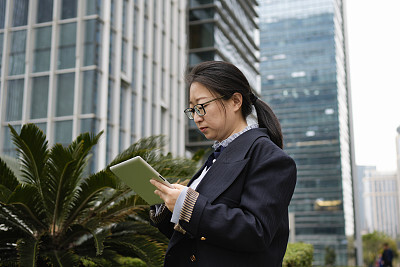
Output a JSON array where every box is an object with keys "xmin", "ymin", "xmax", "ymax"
[{"xmin": 346, "ymin": 0, "xmax": 400, "ymax": 171}]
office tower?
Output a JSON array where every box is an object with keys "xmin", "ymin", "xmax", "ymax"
[
  {"xmin": 363, "ymin": 169, "xmax": 400, "ymax": 238},
  {"xmin": 356, "ymin": 165, "xmax": 376, "ymax": 232},
  {"xmin": 0, "ymin": 0, "xmax": 187, "ymax": 170},
  {"xmin": 186, "ymin": 0, "xmax": 260, "ymax": 152},
  {"xmin": 259, "ymin": 0, "xmax": 356, "ymax": 265},
  {"xmin": 396, "ymin": 126, "xmax": 400, "ymax": 232}
]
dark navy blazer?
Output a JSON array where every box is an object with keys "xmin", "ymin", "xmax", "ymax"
[{"xmin": 153, "ymin": 128, "xmax": 297, "ymax": 267}]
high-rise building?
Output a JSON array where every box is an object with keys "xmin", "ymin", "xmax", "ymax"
[
  {"xmin": 0, "ymin": 0, "xmax": 187, "ymax": 170},
  {"xmin": 259, "ymin": 0, "xmax": 357, "ymax": 265},
  {"xmin": 363, "ymin": 169, "xmax": 400, "ymax": 238},
  {"xmin": 186, "ymin": 0, "xmax": 260, "ymax": 151},
  {"xmin": 356, "ymin": 165, "xmax": 376, "ymax": 233},
  {"xmin": 396, "ymin": 126, "xmax": 400, "ymax": 232}
]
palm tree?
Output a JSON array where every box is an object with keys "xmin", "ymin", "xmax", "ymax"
[{"xmin": 0, "ymin": 124, "xmax": 198, "ymax": 266}]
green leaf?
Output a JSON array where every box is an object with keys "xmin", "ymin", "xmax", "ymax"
[
  {"xmin": 0, "ymin": 157, "xmax": 20, "ymax": 202},
  {"xmin": 63, "ymin": 171, "xmax": 117, "ymax": 231},
  {"xmin": 6, "ymin": 184, "xmax": 47, "ymax": 230},
  {"xmin": 17, "ymin": 238, "xmax": 40, "ymax": 267},
  {"xmin": 45, "ymin": 250, "xmax": 80, "ymax": 267},
  {"xmin": 8, "ymin": 124, "xmax": 48, "ymax": 186}
]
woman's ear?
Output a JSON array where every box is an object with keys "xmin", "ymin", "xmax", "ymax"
[{"xmin": 231, "ymin": 92, "xmax": 243, "ymax": 111}]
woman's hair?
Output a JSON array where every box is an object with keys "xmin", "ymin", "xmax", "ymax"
[{"xmin": 186, "ymin": 61, "xmax": 283, "ymax": 149}]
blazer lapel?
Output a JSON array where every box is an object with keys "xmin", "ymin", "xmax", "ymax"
[{"xmin": 195, "ymin": 128, "xmax": 269, "ymax": 203}]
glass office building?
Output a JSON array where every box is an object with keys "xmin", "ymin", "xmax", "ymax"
[
  {"xmin": 259, "ymin": 0, "xmax": 356, "ymax": 265},
  {"xmin": 0, "ymin": 0, "xmax": 187, "ymax": 170},
  {"xmin": 186, "ymin": 0, "xmax": 260, "ymax": 151}
]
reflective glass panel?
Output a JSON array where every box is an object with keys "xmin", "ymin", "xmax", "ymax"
[
  {"xmin": 54, "ymin": 120, "xmax": 72, "ymax": 145},
  {"xmin": 6, "ymin": 79, "xmax": 24, "ymax": 121},
  {"xmin": 86, "ymin": 0, "xmax": 99, "ymax": 15},
  {"xmin": 9, "ymin": 30, "xmax": 26, "ymax": 75},
  {"xmin": 61, "ymin": 0, "xmax": 77, "ymax": 19},
  {"xmin": 30, "ymin": 76, "xmax": 49, "ymax": 119},
  {"xmin": 12, "ymin": 0, "xmax": 29, "ymax": 27},
  {"xmin": 0, "ymin": 33, "xmax": 3, "ymax": 73},
  {"xmin": 81, "ymin": 70, "xmax": 97, "ymax": 114},
  {"xmin": 33, "ymin": 26, "xmax": 52, "ymax": 72},
  {"xmin": 0, "ymin": 0, "xmax": 6, "ymax": 29},
  {"xmin": 189, "ymin": 23, "xmax": 214, "ymax": 49},
  {"xmin": 56, "ymin": 73, "xmax": 74, "ymax": 116},
  {"xmin": 83, "ymin": 19, "xmax": 99, "ymax": 66},
  {"xmin": 2, "ymin": 125, "xmax": 21, "ymax": 157},
  {"xmin": 58, "ymin": 23, "xmax": 76, "ymax": 69},
  {"xmin": 37, "ymin": 0, "xmax": 53, "ymax": 23}
]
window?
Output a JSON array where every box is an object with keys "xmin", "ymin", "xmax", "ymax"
[
  {"xmin": 83, "ymin": 19, "xmax": 99, "ymax": 66},
  {"xmin": 33, "ymin": 26, "xmax": 52, "ymax": 72},
  {"xmin": 9, "ymin": 30, "xmax": 26, "ymax": 75},
  {"xmin": 30, "ymin": 76, "xmax": 49, "ymax": 119},
  {"xmin": 37, "ymin": 0, "xmax": 53, "ymax": 23},
  {"xmin": 6, "ymin": 79, "xmax": 24, "ymax": 121},
  {"xmin": 58, "ymin": 23, "xmax": 76, "ymax": 69},
  {"xmin": 61, "ymin": 0, "xmax": 77, "ymax": 19},
  {"xmin": 81, "ymin": 70, "xmax": 97, "ymax": 114},
  {"xmin": 56, "ymin": 73, "xmax": 75, "ymax": 116},
  {"xmin": 0, "ymin": 0, "xmax": 6, "ymax": 29},
  {"xmin": 54, "ymin": 120, "xmax": 72, "ymax": 145},
  {"xmin": 12, "ymin": 0, "xmax": 29, "ymax": 27}
]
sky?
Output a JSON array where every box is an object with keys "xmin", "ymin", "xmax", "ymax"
[{"xmin": 346, "ymin": 0, "xmax": 400, "ymax": 171}]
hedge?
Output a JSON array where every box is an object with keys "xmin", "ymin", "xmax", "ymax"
[{"xmin": 283, "ymin": 242, "xmax": 314, "ymax": 267}]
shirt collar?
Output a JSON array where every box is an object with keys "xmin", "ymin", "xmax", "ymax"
[{"xmin": 212, "ymin": 123, "xmax": 259, "ymax": 150}]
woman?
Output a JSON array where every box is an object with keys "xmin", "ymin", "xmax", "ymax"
[{"xmin": 150, "ymin": 61, "xmax": 297, "ymax": 266}]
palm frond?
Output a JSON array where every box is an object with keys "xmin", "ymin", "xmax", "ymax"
[
  {"xmin": 8, "ymin": 124, "xmax": 48, "ymax": 186},
  {"xmin": 62, "ymin": 171, "xmax": 117, "ymax": 232},
  {"xmin": 45, "ymin": 250, "xmax": 80, "ymax": 267},
  {"xmin": 67, "ymin": 131, "xmax": 103, "ymax": 178},
  {"xmin": 82, "ymin": 194, "xmax": 147, "ymax": 229},
  {"xmin": 109, "ymin": 135, "xmax": 166, "ymax": 166},
  {"xmin": 16, "ymin": 238, "xmax": 40, "ymax": 267},
  {"xmin": 0, "ymin": 158, "xmax": 20, "ymax": 202},
  {"xmin": 4, "ymin": 184, "xmax": 47, "ymax": 233}
]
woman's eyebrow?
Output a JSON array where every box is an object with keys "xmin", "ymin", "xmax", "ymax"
[{"xmin": 189, "ymin": 96, "xmax": 208, "ymax": 105}]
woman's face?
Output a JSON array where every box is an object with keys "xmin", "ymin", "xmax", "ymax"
[{"xmin": 189, "ymin": 82, "xmax": 242, "ymax": 142}]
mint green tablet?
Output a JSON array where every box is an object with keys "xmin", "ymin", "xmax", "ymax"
[{"xmin": 110, "ymin": 156, "xmax": 173, "ymax": 205}]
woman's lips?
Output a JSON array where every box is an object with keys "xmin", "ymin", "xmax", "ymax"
[{"xmin": 199, "ymin": 127, "xmax": 208, "ymax": 133}]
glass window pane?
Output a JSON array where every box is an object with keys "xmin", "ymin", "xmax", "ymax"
[
  {"xmin": 12, "ymin": 0, "xmax": 29, "ymax": 27},
  {"xmin": 83, "ymin": 19, "xmax": 100, "ymax": 66},
  {"xmin": 86, "ymin": 0, "xmax": 99, "ymax": 15},
  {"xmin": 80, "ymin": 118, "xmax": 97, "ymax": 134},
  {"xmin": 9, "ymin": 30, "xmax": 26, "ymax": 75},
  {"xmin": 2, "ymin": 125, "xmax": 21, "ymax": 157},
  {"xmin": 189, "ymin": 23, "xmax": 214, "ymax": 49},
  {"xmin": 0, "ymin": 33, "xmax": 3, "ymax": 73},
  {"xmin": 0, "ymin": 0, "xmax": 6, "ymax": 29},
  {"xmin": 58, "ymin": 22, "xmax": 76, "ymax": 69},
  {"xmin": 56, "ymin": 73, "xmax": 74, "ymax": 116},
  {"xmin": 81, "ymin": 70, "xmax": 97, "ymax": 114},
  {"xmin": 54, "ymin": 120, "xmax": 72, "ymax": 145},
  {"xmin": 6, "ymin": 79, "xmax": 24, "ymax": 121},
  {"xmin": 37, "ymin": 0, "xmax": 53, "ymax": 23},
  {"xmin": 61, "ymin": 0, "xmax": 77, "ymax": 19},
  {"xmin": 33, "ymin": 26, "xmax": 52, "ymax": 72},
  {"xmin": 30, "ymin": 76, "xmax": 49, "ymax": 119}
]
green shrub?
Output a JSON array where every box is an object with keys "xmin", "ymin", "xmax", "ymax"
[{"xmin": 283, "ymin": 242, "xmax": 314, "ymax": 267}]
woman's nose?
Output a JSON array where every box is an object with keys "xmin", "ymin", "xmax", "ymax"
[{"xmin": 193, "ymin": 112, "xmax": 204, "ymax": 123}]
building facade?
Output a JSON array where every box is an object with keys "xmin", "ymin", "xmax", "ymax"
[
  {"xmin": 0, "ymin": 0, "xmax": 187, "ymax": 170},
  {"xmin": 186, "ymin": 0, "xmax": 260, "ymax": 152},
  {"xmin": 259, "ymin": 0, "xmax": 356, "ymax": 265},
  {"xmin": 363, "ymin": 169, "xmax": 400, "ymax": 238}
]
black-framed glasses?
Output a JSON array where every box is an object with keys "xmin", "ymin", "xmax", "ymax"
[{"xmin": 184, "ymin": 96, "xmax": 225, "ymax": 120}]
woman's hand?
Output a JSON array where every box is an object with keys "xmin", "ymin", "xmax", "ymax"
[{"xmin": 150, "ymin": 180, "xmax": 185, "ymax": 212}]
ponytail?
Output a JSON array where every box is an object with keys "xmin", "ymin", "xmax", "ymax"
[{"xmin": 252, "ymin": 97, "xmax": 283, "ymax": 149}]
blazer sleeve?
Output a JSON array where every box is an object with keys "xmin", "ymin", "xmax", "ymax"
[
  {"xmin": 149, "ymin": 204, "xmax": 175, "ymax": 239},
  {"xmin": 176, "ymin": 140, "xmax": 297, "ymax": 252}
]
